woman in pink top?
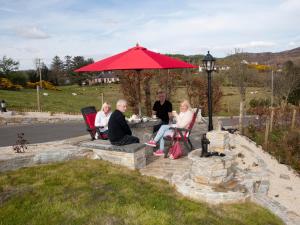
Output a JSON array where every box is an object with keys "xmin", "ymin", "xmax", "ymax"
[{"xmin": 145, "ymin": 100, "xmax": 193, "ymax": 156}]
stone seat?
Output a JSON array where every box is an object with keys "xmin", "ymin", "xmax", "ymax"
[{"xmin": 79, "ymin": 140, "xmax": 146, "ymax": 170}]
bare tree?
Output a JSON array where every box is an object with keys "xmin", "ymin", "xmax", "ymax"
[
  {"xmin": 142, "ymin": 72, "xmax": 153, "ymax": 116},
  {"xmin": 274, "ymin": 61, "xmax": 300, "ymax": 106},
  {"xmin": 226, "ymin": 49, "xmax": 254, "ymax": 133},
  {"xmin": 118, "ymin": 71, "xmax": 139, "ymax": 114}
]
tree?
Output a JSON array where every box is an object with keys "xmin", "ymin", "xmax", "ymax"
[
  {"xmin": 186, "ymin": 76, "xmax": 223, "ymax": 114},
  {"xmin": 0, "ymin": 56, "xmax": 19, "ymax": 78},
  {"xmin": 119, "ymin": 71, "xmax": 139, "ymax": 114},
  {"xmin": 50, "ymin": 56, "xmax": 64, "ymax": 85},
  {"xmin": 71, "ymin": 56, "xmax": 95, "ymax": 85},
  {"xmin": 226, "ymin": 49, "xmax": 254, "ymax": 133},
  {"xmin": 7, "ymin": 71, "xmax": 28, "ymax": 86},
  {"xmin": 142, "ymin": 72, "xmax": 153, "ymax": 116},
  {"xmin": 274, "ymin": 61, "xmax": 300, "ymax": 105}
]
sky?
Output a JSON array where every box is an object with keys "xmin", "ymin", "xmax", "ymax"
[{"xmin": 0, "ymin": 0, "xmax": 300, "ymax": 69}]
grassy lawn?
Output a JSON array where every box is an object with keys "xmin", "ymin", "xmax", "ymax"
[
  {"xmin": 0, "ymin": 85, "xmax": 123, "ymax": 113},
  {"xmin": 0, "ymin": 85, "xmax": 270, "ymax": 116},
  {"xmin": 219, "ymin": 87, "xmax": 272, "ymax": 116},
  {"xmin": 0, "ymin": 159, "xmax": 283, "ymax": 225}
]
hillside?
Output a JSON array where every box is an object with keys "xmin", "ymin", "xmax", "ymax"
[
  {"xmin": 168, "ymin": 47, "xmax": 300, "ymax": 66},
  {"xmin": 218, "ymin": 47, "xmax": 300, "ymax": 66}
]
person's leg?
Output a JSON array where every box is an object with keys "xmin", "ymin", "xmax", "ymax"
[
  {"xmin": 153, "ymin": 123, "xmax": 162, "ymax": 133},
  {"xmin": 159, "ymin": 136, "xmax": 165, "ymax": 150},
  {"xmin": 153, "ymin": 125, "xmax": 170, "ymax": 143},
  {"xmin": 120, "ymin": 135, "xmax": 140, "ymax": 145}
]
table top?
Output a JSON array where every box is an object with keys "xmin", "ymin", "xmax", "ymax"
[{"xmin": 128, "ymin": 118, "xmax": 161, "ymax": 128}]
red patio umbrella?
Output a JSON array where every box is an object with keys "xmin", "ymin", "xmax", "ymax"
[{"xmin": 75, "ymin": 44, "xmax": 197, "ymax": 114}]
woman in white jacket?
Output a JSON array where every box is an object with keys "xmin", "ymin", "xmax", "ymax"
[
  {"xmin": 145, "ymin": 100, "xmax": 193, "ymax": 156},
  {"xmin": 95, "ymin": 102, "xmax": 112, "ymax": 139}
]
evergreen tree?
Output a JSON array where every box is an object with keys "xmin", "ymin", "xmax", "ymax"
[{"xmin": 50, "ymin": 56, "xmax": 64, "ymax": 85}]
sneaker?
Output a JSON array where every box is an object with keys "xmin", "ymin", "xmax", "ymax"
[
  {"xmin": 145, "ymin": 140, "xmax": 156, "ymax": 147},
  {"xmin": 154, "ymin": 149, "xmax": 164, "ymax": 156}
]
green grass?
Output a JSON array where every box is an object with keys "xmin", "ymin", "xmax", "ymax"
[
  {"xmin": 0, "ymin": 85, "xmax": 271, "ymax": 116},
  {"xmin": 0, "ymin": 85, "xmax": 123, "ymax": 113},
  {"xmin": 219, "ymin": 87, "xmax": 271, "ymax": 116},
  {"xmin": 0, "ymin": 159, "xmax": 283, "ymax": 225}
]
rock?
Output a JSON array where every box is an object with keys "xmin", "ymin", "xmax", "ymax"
[
  {"xmin": 237, "ymin": 152, "xmax": 244, "ymax": 158},
  {"xmin": 206, "ymin": 130, "xmax": 230, "ymax": 153},
  {"xmin": 286, "ymin": 186, "xmax": 293, "ymax": 191},
  {"xmin": 279, "ymin": 174, "xmax": 290, "ymax": 180}
]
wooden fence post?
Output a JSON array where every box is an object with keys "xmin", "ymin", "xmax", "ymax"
[
  {"xmin": 291, "ymin": 107, "xmax": 297, "ymax": 129},
  {"xmin": 270, "ymin": 107, "xmax": 274, "ymax": 132},
  {"xmin": 264, "ymin": 118, "xmax": 270, "ymax": 149},
  {"xmin": 36, "ymin": 86, "xmax": 40, "ymax": 112}
]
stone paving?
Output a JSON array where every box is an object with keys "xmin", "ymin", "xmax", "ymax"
[{"xmin": 139, "ymin": 122, "xmax": 300, "ymax": 225}]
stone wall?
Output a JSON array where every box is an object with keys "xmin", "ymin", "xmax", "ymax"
[
  {"xmin": 80, "ymin": 140, "xmax": 146, "ymax": 170},
  {"xmin": 206, "ymin": 130, "xmax": 230, "ymax": 153},
  {"xmin": 0, "ymin": 111, "xmax": 82, "ymax": 126},
  {"xmin": 188, "ymin": 149, "xmax": 235, "ymax": 186}
]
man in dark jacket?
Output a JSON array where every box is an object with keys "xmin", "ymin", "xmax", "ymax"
[
  {"xmin": 152, "ymin": 90, "xmax": 173, "ymax": 133},
  {"xmin": 108, "ymin": 99, "xmax": 139, "ymax": 145}
]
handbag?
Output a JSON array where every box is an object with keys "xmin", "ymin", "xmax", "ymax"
[{"xmin": 168, "ymin": 140, "xmax": 183, "ymax": 159}]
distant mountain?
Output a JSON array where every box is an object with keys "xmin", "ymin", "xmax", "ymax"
[{"xmin": 222, "ymin": 47, "xmax": 300, "ymax": 65}]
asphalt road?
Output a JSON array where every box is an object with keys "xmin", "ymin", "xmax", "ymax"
[
  {"xmin": 0, "ymin": 116, "xmax": 258, "ymax": 148},
  {"xmin": 0, "ymin": 122, "xmax": 86, "ymax": 147}
]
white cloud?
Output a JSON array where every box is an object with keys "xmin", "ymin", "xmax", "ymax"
[
  {"xmin": 0, "ymin": 0, "xmax": 299, "ymax": 69},
  {"xmin": 279, "ymin": 0, "xmax": 300, "ymax": 11},
  {"xmin": 14, "ymin": 26, "xmax": 50, "ymax": 39}
]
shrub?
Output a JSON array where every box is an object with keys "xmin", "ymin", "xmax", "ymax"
[
  {"xmin": 0, "ymin": 78, "xmax": 22, "ymax": 90},
  {"xmin": 26, "ymin": 80, "xmax": 61, "ymax": 91},
  {"xmin": 249, "ymin": 98, "xmax": 271, "ymax": 108},
  {"xmin": 7, "ymin": 71, "xmax": 28, "ymax": 86}
]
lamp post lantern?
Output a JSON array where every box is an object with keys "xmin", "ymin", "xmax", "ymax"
[{"xmin": 202, "ymin": 51, "xmax": 216, "ymax": 131}]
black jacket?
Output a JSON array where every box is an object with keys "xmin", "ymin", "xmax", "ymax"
[{"xmin": 108, "ymin": 110, "xmax": 132, "ymax": 142}]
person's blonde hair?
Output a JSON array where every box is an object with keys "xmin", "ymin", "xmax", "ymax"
[
  {"xmin": 181, "ymin": 100, "xmax": 192, "ymax": 110},
  {"xmin": 101, "ymin": 102, "xmax": 111, "ymax": 111}
]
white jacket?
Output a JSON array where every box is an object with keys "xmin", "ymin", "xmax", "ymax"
[
  {"xmin": 174, "ymin": 110, "xmax": 194, "ymax": 128},
  {"xmin": 95, "ymin": 111, "xmax": 111, "ymax": 132}
]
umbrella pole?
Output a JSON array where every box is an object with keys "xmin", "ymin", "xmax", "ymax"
[{"xmin": 137, "ymin": 70, "xmax": 142, "ymax": 116}]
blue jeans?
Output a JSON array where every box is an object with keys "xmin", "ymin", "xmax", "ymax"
[{"xmin": 153, "ymin": 124, "xmax": 173, "ymax": 150}]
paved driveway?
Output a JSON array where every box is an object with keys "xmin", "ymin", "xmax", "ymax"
[{"xmin": 0, "ymin": 122, "xmax": 86, "ymax": 147}]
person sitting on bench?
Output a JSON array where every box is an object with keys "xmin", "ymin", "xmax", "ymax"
[
  {"xmin": 94, "ymin": 102, "xmax": 112, "ymax": 139},
  {"xmin": 145, "ymin": 100, "xmax": 193, "ymax": 156},
  {"xmin": 108, "ymin": 99, "xmax": 139, "ymax": 146}
]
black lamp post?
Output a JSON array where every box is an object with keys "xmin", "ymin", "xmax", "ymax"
[{"xmin": 202, "ymin": 51, "xmax": 216, "ymax": 131}]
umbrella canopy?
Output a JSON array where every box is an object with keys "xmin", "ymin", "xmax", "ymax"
[{"xmin": 75, "ymin": 44, "xmax": 197, "ymax": 72}]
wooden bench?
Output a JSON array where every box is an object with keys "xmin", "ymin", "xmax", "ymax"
[{"xmin": 80, "ymin": 140, "xmax": 146, "ymax": 170}]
